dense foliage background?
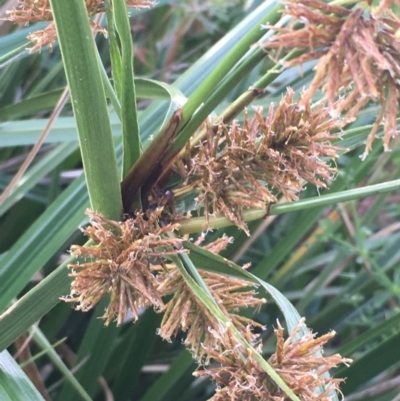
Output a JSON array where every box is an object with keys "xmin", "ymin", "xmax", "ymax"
[{"xmin": 0, "ymin": 0, "xmax": 400, "ymax": 400}]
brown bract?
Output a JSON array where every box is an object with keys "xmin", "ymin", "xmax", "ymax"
[
  {"xmin": 195, "ymin": 318, "xmax": 352, "ymax": 401},
  {"xmin": 5, "ymin": 0, "xmax": 155, "ymax": 51},
  {"xmin": 63, "ymin": 208, "xmax": 184, "ymax": 326},
  {"xmin": 174, "ymin": 89, "xmax": 345, "ymax": 234},
  {"xmin": 262, "ymin": 0, "xmax": 400, "ymax": 156}
]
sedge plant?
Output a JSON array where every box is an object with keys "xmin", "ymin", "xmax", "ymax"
[{"xmin": 0, "ymin": 0, "xmax": 400, "ymax": 400}]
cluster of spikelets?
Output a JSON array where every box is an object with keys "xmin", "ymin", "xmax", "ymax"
[
  {"xmin": 64, "ymin": 92, "xmax": 350, "ymax": 395},
  {"xmin": 65, "ymin": 209, "xmax": 266, "ymax": 347},
  {"xmin": 194, "ymin": 318, "xmax": 352, "ymax": 401},
  {"xmin": 66, "ymin": 209, "xmax": 350, "ymax": 399},
  {"xmin": 5, "ymin": 0, "xmax": 155, "ymax": 51},
  {"xmin": 173, "ymin": 89, "xmax": 347, "ymax": 234},
  {"xmin": 64, "ymin": 208, "xmax": 182, "ymax": 325},
  {"xmin": 262, "ymin": 0, "xmax": 400, "ymax": 157}
]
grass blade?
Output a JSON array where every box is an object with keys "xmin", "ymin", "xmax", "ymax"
[
  {"xmin": 0, "ymin": 350, "xmax": 45, "ymax": 401},
  {"xmin": 50, "ymin": 0, "xmax": 122, "ymax": 219}
]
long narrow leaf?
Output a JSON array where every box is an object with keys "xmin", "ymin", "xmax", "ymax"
[
  {"xmin": 0, "ymin": 350, "xmax": 45, "ymax": 401},
  {"xmin": 49, "ymin": 0, "xmax": 122, "ymax": 219}
]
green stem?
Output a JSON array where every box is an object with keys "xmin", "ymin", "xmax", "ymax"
[
  {"xmin": 177, "ymin": 179, "xmax": 400, "ymax": 234},
  {"xmin": 50, "ymin": 0, "xmax": 122, "ymax": 219},
  {"xmin": 113, "ymin": 0, "xmax": 142, "ymax": 177}
]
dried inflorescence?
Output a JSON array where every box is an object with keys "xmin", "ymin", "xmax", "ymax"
[
  {"xmin": 262, "ymin": 0, "xmax": 400, "ymax": 155},
  {"xmin": 269, "ymin": 319, "xmax": 352, "ymax": 400},
  {"xmin": 6, "ymin": 0, "xmax": 53, "ymax": 22},
  {"xmin": 174, "ymin": 89, "xmax": 345, "ymax": 234},
  {"xmin": 64, "ymin": 208, "xmax": 265, "ymax": 350},
  {"xmin": 6, "ymin": 0, "xmax": 155, "ymax": 50},
  {"xmin": 156, "ymin": 264, "xmax": 265, "ymax": 357},
  {"xmin": 64, "ymin": 208, "xmax": 184, "ymax": 326},
  {"xmin": 194, "ymin": 324, "xmax": 270, "ymax": 400},
  {"xmin": 195, "ymin": 318, "xmax": 352, "ymax": 401}
]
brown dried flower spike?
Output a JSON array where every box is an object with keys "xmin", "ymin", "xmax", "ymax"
[
  {"xmin": 195, "ymin": 318, "xmax": 352, "ymax": 401},
  {"xmin": 174, "ymin": 89, "xmax": 345, "ymax": 234},
  {"xmin": 262, "ymin": 0, "xmax": 400, "ymax": 155},
  {"xmin": 269, "ymin": 319, "xmax": 352, "ymax": 400},
  {"xmin": 64, "ymin": 208, "xmax": 184, "ymax": 326},
  {"xmin": 6, "ymin": 0, "xmax": 155, "ymax": 51}
]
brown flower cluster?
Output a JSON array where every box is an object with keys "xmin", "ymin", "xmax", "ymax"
[
  {"xmin": 65, "ymin": 209, "xmax": 265, "ymax": 346},
  {"xmin": 156, "ymin": 261, "xmax": 266, "ymax": 357},
  {"xmin": 262, "ymin": 0, "xmax": 400, "ymax": 156},
  {"xmin": 64, "ymin": 209, "xmax": 350, "ymax": 399},
  {"xmin": 64, "ymin": 208, "xmax": 183, "ymax": 326},
  {"xmin": 195, "ymin": 318, "xmax": 352, "ymax": 401},
  {"xmin": 174, "ymin": 89, "xmax": 345, "ymax": 234},
  {"xmin": 6, "ymin": 0, "xmax": 155, "ymax": 51},
  {"xmin": 269, "ymin": 319, "xmax": 351, "ymax": 400}
]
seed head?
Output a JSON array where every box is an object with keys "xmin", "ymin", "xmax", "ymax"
[
  {"xmin": 268, "ymin": 318, "xmax": 352, "ymax": 400},
  {"xmin": 63, "ymin": 208, "xmax": 184, "ymax": 326},
  {"xmin": 195, "ymin": 318, "xmax": 352, "ymax": 401},
  {"xmin": 174, "ymin": 89, "xmax": 345, "ymax": 234},
  {"xmin": 262, "ymin": 0, "xmax": 400, "ymax": 155},
  {"xmin": 5, "ymin": 0, "xmax": 156, "ymax": 50}
]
